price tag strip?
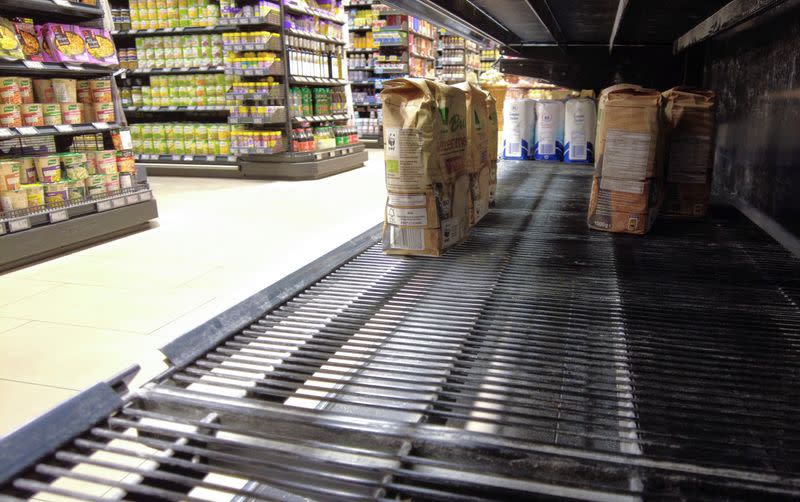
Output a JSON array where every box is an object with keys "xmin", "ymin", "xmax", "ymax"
[
  {"xmin": 111, "ymin": 197, "xmax": 126, "ymax": 208},
  {"xmin": 96, "ymin": 200, "xmax": 112, "ymax": 212},
  {"xmin": 48, "ymin": 209, "xmax": 69, "ymax": 224},
  {"xmin": 54, "ymin": 124, "xmax": 74, "ymax": 133},
  {"xmin": 16, "ymin": 127, "xmax": 38, "ymax": 136},
  {"xmin": 92, "ymin": 122, "xmax": 110, "ymax": 130},
  {"xmin": 8, "ymin": 218, "xmax": 30, "ymax": 233}
]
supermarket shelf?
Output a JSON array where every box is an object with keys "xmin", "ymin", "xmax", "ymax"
[
  {"xmin": 125, "ymin": 66, "xmax": 226, "ymax": 76},
  {"xmin": 283, "ymin": 3, "xmax": 346, "ymax": 24},
  {"xmin": 374, "ymin": 66, "xmax": 408, "ymax": 74},
  {"xmin": 225, "ymin": 92, "xmax": 284, "ymax": 101},
  {"xmin": 0, "ymin": 60, "xmax": 114, "ymax": 77},
  {"xmin": 286, "ymin": 28, "xmax": 346, "ymax": 45},
  {"xmin": 135, "ymin": 153, "xmax": 237, "ymax": 165},
  {"xmin": 123, "ymin": 106, "xmax": 228, "ymax": 113},
  {"xmin": 0, "ymin": 0, "xmax": 103, "ymax": 21},
  {"xmin": 359, "ymin": 134, "xmax": 383, "ymax": 148},
  {"xmin": 228, "ymin": 115, "xmax": 287, "ymax": 125},
  {"xmin": 347, "ymin": 48, "xmax": 376, "ymax": 54},
  {"xmin": 292, "ymin": 113, "xmax": 349, "ymax": 123},
  {"xmin": 218, "ymin": 12, "xmax": 282, "ymax": 27},
  {"xmin": 378, "ymin": 10, "xmax": 404, "ymax": 16},
  {"xmin": 230, "ymin": 146, "xmax": 285, "ymax": 155},
  {"xmin": 225, "ymin": 65, "xmax": 285, "ymax": 77},
  {"xmin": 481, "ymin": 57, "xmax": 500, "ymax": 62},
  {"xmin": 289, "ymin": 76, "xmax": 348, "ymax": 86},
  {"xmin": 239, "ymin": 143, "xmax": 367, "ymax": 180},
  {"xmin": 409, "ymin": 29, "xmax": 435, "ymax": 40},
  {"xmin": 111, "ymin": 25, "xmax": 237, "ymax": 37},
  {"xmin": 224, "ymin": 40, "xmax": 282, "ymax": 52},
  {"xmin": 353, "ymin": 101, "xmax": 381, "ymax": 107},
  {"xmin": 0, "ymin": 190, "xmax": 157, "ymax": 272},
  {"xmin": 345, "ymin": 0, "xmax": 376, "ymax": 7},
  {"xmin": 376, "ymin": 41, "xmax": 407, "ymax": 47},
  {"xmin": 348, "ymin": 65, "xmax": 374, "ymax": 71},
  {"xmin": 350, "ymin": 80, "xmax": 376, "ymax": 85},
  {"xmin": 349, "ymin": 26, "xmax": 373, "ymax": 32},
  {"xmin": 0, "ymin": 122, "xmax": 119, "ymax": 141},
  {"xmin": 410, "ymin": 52, "xmax": 435, "ymax": 61},
  {"xmin": 142, "ymin": 162, "xmax": 241, "ymax": 178}
]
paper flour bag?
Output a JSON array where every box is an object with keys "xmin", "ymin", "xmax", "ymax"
[
  {"xmin": 381, "ymin": 78, "xmax": 470, "ymax": 256},
  {"xmin": 454, "ymin": 82, "xmax": 491, "ymax": 225}
]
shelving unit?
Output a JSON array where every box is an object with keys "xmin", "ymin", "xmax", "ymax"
[
  {"xmin": 437, "ymin": 33, "xmax": 480, "ymax": 83},
  {"xmin": 0, "ymin": 0, "xmax": 158, "ymax": 271},
  {"xmin": 111, "ymin": 0, "xmax": 365, "ymax": 179}
]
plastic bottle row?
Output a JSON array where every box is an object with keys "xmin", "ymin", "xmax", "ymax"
[{"xmin": 289, "ymin": 87, "xmax": 347, "ymax": 117}]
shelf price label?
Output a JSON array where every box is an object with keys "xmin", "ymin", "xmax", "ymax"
[
  {"xmin": 140, "ymin": 191, "xmax": 152, "ymax": 201},
  {"xmin": 48, "ymin": 209, "xmax": 68, "ymax": 223},
  {"xmin": 8, "ymin": 218, "xmax": 30, "ymax": 233},
  {"xmin": 111, "ymin": 197, "xmax": 126, "ymax": 208},
  {"xmin": 171, "ymin": 154, "xmax": 182, "ymax": 161},
  {"xmin": 125, "ymin": 195, "xmax": 139, "ymax": 205},
  {"xmin": 167, "ymin": 106, "xmax": 178, "ymax": 111},
  {"xmin": 16, "ymin": 127, "xmax": 38, "ymax": 135},
  {"xmin": 53, "ymin": 0, "xmax": 73, "ymax": 6},
  {"xmin": 54, "ymin": 124, "xmax": 74, "ymax": 133},
  {"xmin": 65, "ymin": 64, "xmax": 83, "ymax": 71},
  {"xmin": 96, "ymin": 200, "xmax": 112, "ymax": 212},
  {"xmin": 0, "ymin": 128, "xmax": 14, "ymax": 138},
  {"xmin": 119, "ymin": 129, "xmax": 133, "ymax": 149},
  {"xmin": 23, "ymin": 61, "xmax": 45, "ymax": 70},
  {"xmin": 184, "ymin": 155, "xmax": 193, "ymax": 161},
  {"xmin": 0, "ymin": 222, "xmax": 5, "ymax": 235},
  {"xmin": 92, "ymin": 122, "xmax": 110, "ymax": 130}
]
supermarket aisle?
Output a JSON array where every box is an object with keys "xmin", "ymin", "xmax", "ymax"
[{"xmin": 0, "ymin": 150, "xmax": 386, "ymax": 436}]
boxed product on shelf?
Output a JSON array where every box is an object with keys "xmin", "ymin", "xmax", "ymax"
[
  {"xmin": 0, "ymin": 76, "xmax": 114, "ymax": 126},
  {"xmin": 381, "ymin": 78, "xmax": 470, "ymax": 257},
  {"xmin": 220, "ymin": 1, "xmax": 280, "ymax": 19},
  {"xmin": 126, "ymin": 0, "xmax": 221, "ymax": 30},
  {"xmin": 130, "ymin": 122, "xmax": 234, "ymax": 155},
  {"xmin": 454, "ymin": 82, "xmax": 491, "ymax": 226},
  {"xmin": 533, "ymin": 99, "xmax": 565, "ymax": 161},
  {"xmin": 588, "ymin": 85, "xmax": 663, "ymax": 235},
  {"xmin": 131, "ymin": 34, "xmax": 224, "ymax": 69},
  {"xmin": 661, "ymin": 87, "xmax": 716, "ymax": 218}
]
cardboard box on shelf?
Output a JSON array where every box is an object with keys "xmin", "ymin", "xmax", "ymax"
[
  {"xmin": 661, "ymin": 87, "xmax": 716, "ymax": 217},
  {"xmin": 587, "ymin": 176, "xmax": 662, "ymax": 235},
  {"xmin": 381, "ymin": 78, "xmax": 470, "ymax": 256}
]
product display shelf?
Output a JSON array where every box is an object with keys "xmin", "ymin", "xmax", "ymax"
[
  {"xmin": 123, "ymin": 105, "xmax": 229, "ymax": 112},
  {"xmin": 111, "ymin": 25, "xmax": 238, "ymax": 36},
  {"xmin": 437, "ymin": 33, "xmax": 480, "ymax": 82},
  {"xmin": 124, "ymin": 66, "xmax": 226, "ymax": 75},
  {"xmin": 0, "ymin": 1, "xmax": 159, "ymax": 271},
  {"xmin": 0, "ymin": 0, "xmax": 103, "ymax": 21}
]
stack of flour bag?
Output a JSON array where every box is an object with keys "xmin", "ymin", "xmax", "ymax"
[
  {"xmin": 500, "ymin": 84, "xmax": 715, "ymax": 235},
  {"xmin": 380, "ymin": 79, "xmax": 498, "ymax": 256}
]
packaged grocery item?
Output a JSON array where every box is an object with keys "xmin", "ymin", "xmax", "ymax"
[
  {"xmin": 33, "ymin": 79, "xmax": 55, "ymax": 103},
  {"xmin": 454, "ymin": 82, "xmax": 491, "ymax": 226},
  {"xmin": 67, "ymin": 179, "xmax": 86, "ymax": 201},
  {"xmin": 20, "ymin": 103, "xmax": 44, "ymax": 126},
  {"xmin": 661, "ymin": 87, "xmax": 716, "ymax": 218},
  {"xmin": 81, "ymin": 28, "xmax": 119, "ymax": 66},
  {"xmin": 43, "ymin": 181, "xmax": 69, "ymax": 207},
  {"xmin": 34, "ymin": 154, "xmax": 61, "ymax": 183},
  {"xmin": 104, "ymin": 172, "xmax": 120, "ymax": 193},
  {"xmin": 40, "ymin": 23, "xmax": 89, "ymax": 64},
  {"xmin": 115, "ymin": 150, "xmax": 135, "ymax": 173},
  {"xmin": 93, "ymin": 102, "xmax": 115, "ymax": 123},
  {"xmin": 0, "ymin": 104, "xmax": 21, "ymax": 127},
  {"xmin": 76, "ymin": 80, "xmax": 92, "ymax": 104},
  {"xmin": 0, "ymin": 77, "xmax": 20, "ymax": 104},
  {"xmin": 61, "ymin": 152, "xmax": 87, "ymax": 170},
  {"xmin": 593, "ymin": 86, "xmax": 662, "ymax": 180},
  {"xmin": 52, "ymin": 78, "xmax": 78, "ymax": 103},
  {"xmin": 18, "ymin": 157, "xmax": 35, "ymax": 184},
  {"xmin": 588, "ymin": 85, "xmax": 663, "ymax": 235},
  {"xmin": 23, "ymin": 183, "xmax": 44, "ymax": 208},
  {"xmin": 93, "ymin": 150, "xmax": 117, "ymax": 174},
  {"xmin": 0, "ymin": 159, "xmax": 20, "ymax": 190},
  {"xmin": 485, "ymin": 92, "xmax": 498, "ymax": 203},
  {"xmin": 534, "ymin": 100, "xmax": 565, "ymax": 161},
  {"xmin": 84, "ymin": 173, "xmax": 105, "ymax": 196},
  {"xmin": 0, "ymin": 17, "xmax": 25, "ymax": 61},
  {"xmin": 381, "ymin": 78, "xmax": 470, "ymax": 256},
  {"xmin": 42, "ymin": 103, "xmax": 61, "ymax": 125},
  {"xmin": 81, "ymin": 102, "xmax": 93, "ymax": 123},
  {"xmin": 14, "ymin": 22, "xmax": 44, "ymax": 61},
  {"xmin": 564, "ymin": 98, "xmax": 596, "ymax": 164},
  {"xmin": 60, "ymin": 103, "xmax": 83, "ymax": 124},
  {"xmin": 17, "ymin": 78, "xmax": 33, "ymax": 104},
  {"xmin": 501, "ymin": 99, "xmax": 535, "ymax": 160},
  {"xmin": 119, "ymin": 172, "xmax": 134, "ymax": 189},
  {"xmin": 89, "ymin": 78, "xmax": 112, "ymax": 103},
  {"xmin": 0, "ymin": 189, "xmax": 27, "ymax": 212}
]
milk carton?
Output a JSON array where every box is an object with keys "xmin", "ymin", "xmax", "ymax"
[
  {"xmin": 534, "ymin": 100, "xmax": 565, "ymax": 161},
  {"xmin": 501, "ymin": 99, "xmax": 535, "ymax": 160},
  {"xmin": 564, "ymin": 98, "xmax": 596, "ymax": 163}
]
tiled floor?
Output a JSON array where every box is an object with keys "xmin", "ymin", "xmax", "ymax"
[{"xmin": 0, "ymin": 149, "xmax": 386, "ymax": 437}]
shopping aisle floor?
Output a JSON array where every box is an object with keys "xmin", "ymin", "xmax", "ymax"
[{"xmin": 0, "ymin": 150, "xmax": 386, "ymax": 436}]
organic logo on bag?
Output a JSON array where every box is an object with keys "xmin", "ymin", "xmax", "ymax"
[
  {"xmin": 439, "ymin": 107, "xmax": 466, "ymax": 133},
  {"xmin": 474, "ymin": 109, "xmax": 482, "ymax": 130}
]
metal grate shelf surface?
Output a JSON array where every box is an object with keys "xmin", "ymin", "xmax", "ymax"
[{"xmin": 2, "ymin": 162, "xmax": 799, "ymax": 500}]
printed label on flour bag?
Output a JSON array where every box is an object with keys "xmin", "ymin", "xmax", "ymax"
[
  {"xmin": 388, "ymin": 193, "xmax": 426, "ymax": 206},
  {"xmin": 385, "ymin": 128, "xmax": 425, "ymax": 190},
  {"xmin": 387, "ymin": 206, "xmax": 428, "ymax": 226},
  {"xmin": 603, "ymin": 129, "xmax": 652, "ymax": 179}
]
